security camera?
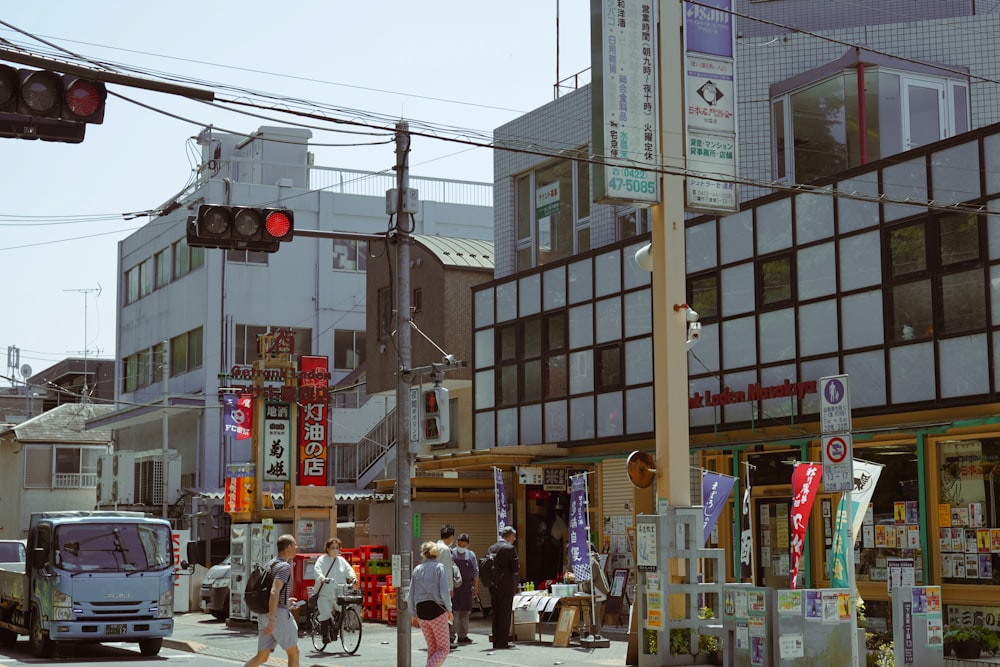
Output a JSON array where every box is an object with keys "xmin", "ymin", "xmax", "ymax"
[
  {"xmin": 634, "ymin": 243, "xmax": 653, "ymax": 272},
  {"xmin": 686, "ymin": 308, "xmax": 700, "ymax": 323},
  {"xmin": 686, "ymin": 321, "xmax": 703, "ymax": 351}
]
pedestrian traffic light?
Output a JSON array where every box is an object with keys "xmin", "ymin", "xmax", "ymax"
[
  {"xmin": 186, "ymin": 205, "xmax": 295, "ymax": 252},
  {"xmin": 0, "ymin": 64, "xmax": 106, "ymax": 143},
  {"xmin": 421, "ymin": 386, "xmax": 450, "ymax": 444}
]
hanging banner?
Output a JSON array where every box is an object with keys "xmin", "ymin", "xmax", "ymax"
[
  {"xmin": 789, "ymin": 462, "xmax": 823, "ymax": 588},
  {"xmin": 223, "ymin": 393, "xmax": 253, "ymax": 440},
  {"xmin": 298, "ymin": 355, "xmax": 329, "ymax": 486},
  {"xmin": 702, "ymin": 471, "xmax": 737, "ymax": 545},
  {"xmin": 740, "ymin": 481, "xmax": 753, "ymax": 581},
  {"xmin": 494, "ymin": 467, "xmax": 510, "ymax": 538},
  {"xmin": 569, "ymin": 475, "xmax": 592, "ymax": 582},
  {"xmin": 831, "ymin": 459, "xmax": 884, "ymax": 587}
]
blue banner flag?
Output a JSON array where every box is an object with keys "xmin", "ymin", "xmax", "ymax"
[
  {"xmin": 702, "ymin": 470, "xmax": 737, "ymax": 545},
  {"xmin": 569, "ymin": 475, "xmax": 592, "ymax": 582},
  {"xmin": 494, "ymin": 467, "xmax": 509, "ymax": 538}
]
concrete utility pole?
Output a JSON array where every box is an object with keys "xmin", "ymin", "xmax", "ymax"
[
  {"xmin": 161, "ymin": 340, "xmax": 170, "ymax": 520},
  {"xmin": 392, "ymin": 120, "xmax": 414, "ymax": 667}
]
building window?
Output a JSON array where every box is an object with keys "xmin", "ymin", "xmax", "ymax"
[
  {"xmin": 125, "ymin": 265, "xmax": 140, "ymax": 305},
  {"xmin": 759, "ymin": 254, "xmax": 794, "ymax": 308},
  {"xmin": 155, "ymin": 248, "xmax": 170, "ymax": 289},
  {"xmin": 171, "ymin": 327, "xmax": 204, "ymax": 375},
  {"xmin": 378, "ymin": 287, "xmax": 393, "ymax": 340},
  {"xmin": 24, "ymin": 445, "xmax": 104, "ymax": 489},
  {"xmin": 334, "ymin": 330, "xmax": 366, "ymax": 370},
  {"xmin": 689, "ymin": 273, "xmax": 719, "ymax": 320},
  {"xmin": 234, "ymin": 325, "xmax": 312, "ymax": 366},
  {"xmin": 333, "ymin": 239, "xmax": 368, "ymax": 271},
  {"xmin": 173, "ymin": 238, "xmax": 204, "ymax": 279},
  {"xmin": 412, "ymin": 288, "xmax": 423, "ymax": 313},
  {"xmin": 226, "ymin": 249, "xmax": 268, "ymax": 265},
  {"xmin": 596, "ymin": 343, "xmax": 622, "ymax": 390},
  {"xmin": 618, "ymin": 208, "xmax": 651, "ymax": 240}
]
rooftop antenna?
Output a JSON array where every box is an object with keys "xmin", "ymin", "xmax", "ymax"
[{"xmin": 64, "ymin": 285, "xmax": 102, "ymax": 403}]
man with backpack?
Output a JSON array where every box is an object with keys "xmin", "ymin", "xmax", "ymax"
[
  {"xmin": 487, "ymin": 526, "xmax": 519, "ymax": 650},
  {"xmin": 244, "ymin": 534, "xmax": 301, "ymax": 667}
]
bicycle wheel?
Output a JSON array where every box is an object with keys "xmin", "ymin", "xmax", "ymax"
[
  {"xmin": 309, "ymin": 607, "xmax": 328, "ymax": 652},
  {"xmin": 340, "ymin": 606, "xmax": 362, "ymax": 655}
]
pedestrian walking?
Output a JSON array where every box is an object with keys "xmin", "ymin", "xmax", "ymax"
[
  {"xmin": 313, "ymin": 536, "xmax": 357, "ymax": 642},
  {"xmin": 436, "ymin": 524, "xmax": 458, "ymax": 646},
  {"xmin": 452, "ymin": 533, "xmax": 479, "ymax": 644},
  {"xmin": 488, "ymin": 526, "xmax": 519, "ymax": 650},
  {"xmin": 407, "ymin": 541, "xmax": 454, "ymax": 667},
  {"xmin": 244, "ymin": 534, "xmax": 300, "ymax": 667}
]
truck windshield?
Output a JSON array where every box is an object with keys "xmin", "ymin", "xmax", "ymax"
[{"xmin": 54, "ymin": 523, "xmax": 172, "ymax": 573}]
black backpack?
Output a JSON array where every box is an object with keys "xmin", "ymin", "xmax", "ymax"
[
  {"xmin": 244, "ymin": 560, "xmax": 275, "ymax": 614},
  {"xmin": 478, "ymin": 552, "xmax": 498, "ymax": 589}
]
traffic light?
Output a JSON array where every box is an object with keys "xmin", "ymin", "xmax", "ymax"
[
  {"xmin": 186, "ymin": 205, "xmax": 295, "ymax": 252},
  {"xmin": 0, "ymin": 65, "xmax": 106, "ymax": 143},
  {"xmin": 421, "ymin": 386, "xmax": 450, "ymax": 444}
]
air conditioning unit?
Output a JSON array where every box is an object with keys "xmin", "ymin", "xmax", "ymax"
[
  {"xmin": 96, "ymin": 451, "xmax": 136, "ymax": 505},
  {"xmin": 135, "ymin": 450, "xmax": 181, "ymax": 506},
  {"xmin": 96, "ymin": 454, "xmax": 114, "ymax": 505}
]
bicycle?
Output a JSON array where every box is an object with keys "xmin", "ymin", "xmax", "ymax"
[{"xmin": 309, "ymin": 588, "xmax": 364, "ymax": 655}]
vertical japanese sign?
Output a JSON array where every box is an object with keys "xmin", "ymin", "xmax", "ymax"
[
  {"xmin": 494, "ymin": 467, "xmax": 509, "ymax": 538},
  {"xmin": 298, "ymin": 355, "xmax": 329, "ymax": 486},
  {"xmin": 263, "ymin": 402, "xmax": 291, "ymax": 482},
  {"xmin": 789, "ymin": 462, "xmax": 822, "ymax": 588},
  {"xmin": 569, "ymin": 475, "xmax": 592, "ymax": 582},
  {"xmin": 831, "ymin": 460, "xmax": 883, "ymax": 587},
  {"xmin": 683, "ymin": 0, "xmax": 739, "ymax": 212},
  {"xmin": 702, "ymin": 470, "xmax": 737, "ymax": 545},
  {"xmin": 591, "ymin": 0, "xmax": 660, "ymax": 205},
  {"xmin": 740, "ymin": 472, "xmax": 754, "ymax": 581}
]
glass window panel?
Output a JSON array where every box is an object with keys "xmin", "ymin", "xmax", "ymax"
[
  {"xmin": 939, "ymin": 213, "xmax": 980, "ymax": 266},
  {"xmin": 690, "ymin": 274, "xmax": 719, "ymax": 319},
  {"xmin": 624, "ymin": 289, "xmax": 652, "ymax": 338},
  {"xmin": 759, "ymin": 309, "xmax": 795, "ymax": 363},
  {"xmin": 688, "ymin": 322, "xmax": 719, "ymax": 374},
  {"xmin": 569, "ymin": 304, "xmax": 593, "ymax": 349},
  {"xmin": 517, "ymin": 246, "xmax": 534, "ymax": 272},
  {"xmin": 883, "ymin": 158, "xmax": 927, "ymax": 222},
  {"xmin": 907, "ymin": 82, "xmax": 942, "ymax": 149},
  {"xmin": 723, "ymin": 369, "xmax": 756, "ymax": 423},
  {"xmin": 720, "ymin": 209, "xmax": 754, "ymax": 264},
  {"xmin": 889, "ymin": 342, "xmax": 935, "ymax": 404},
  {"xmin": 841, "ymin": 290, "xmax": 884, "ymax": 349},
  {"xmin": 499, "ymin": 364, "xmax": 518, "ymax": 405},
  {"xmin": 577, "ymin": 158, "xmax": 591, "ymax": 220},
  {"xmin": 795, "ymin": 188, "xmax": 834, "ymax": 244},
  {"xmin": 773, "ymin": 98, "xmax": 786, "ymax": 180},
  {"xmin": 993, "ymin": 333, "xmax": 1000, "ymax": 390},
  {"xmin": 837, "ymin": 173, "xmax": 880, "ymax": 233},
  {"xmin": 800, "ymin": 357, "xmax": 840, "ymax": 415},
  {"xmin": 546, "ymin": 353, "xmax": 568, "ymax": 398},
  {"xmin": 989, "ymin": 200, "xmax": 1000, "ymax": 259},
  {"xmin": 625, "ymin": 242, "xmax": 653, "ymax": 290},
  {"xmin": 844, "ymin": 349, "xmax": 886, "ymax": 408},
  {"xmin": 543, "ymin": 266, "xmax": 567, "ymax": 310},
  {"xmin": 722, "ymin": 263, "xmax": 755, "ymax": 316},
  {"xmin": 523, "ymin": 359, "xmax": 542, "ymax": 402},
  {"xmin": 569, "ymin": 350, "xmax": 594, "ymax": 395},
  {"xmin": 536, "ymin": 160, "xmax": 575, "ymax": 264},
  {"xmin": 519, "ymin": 273, "xmax": 541, "ymax": 316},
  {"xmin": 791, "ymin": 75, "xmax": 848, "ymax": 183},
  {"xmin": 516, "ymin": 174, "xmax": 532, "ymax": 241},
  {"xmin": 475, "ymin": 370, "xmax": 494, "ymax": 410},
  {"xmin": 570, "ymin": 396, "xmax": 595, "ymax": 441},
  {"xmin": 723, "ymin": 316, "xmax": 757, "ymax": 368},
  {"xmin": 626, "ymin": 386, "xmax": 654, "ymax": 434},
  {"xmin": 941, "ymin": 269, "xmax": 986, "ymax": 334},
  {"xmin": 597, "ymin": 391, "xmax": 624, "ymax": 438},
  {"xmin": 568, "ymin": 259, "xmax": 593, "ymax": 304},
  {"xmin": 986, "ymin": 134, "xmax": 1000, "ymax": 195},
  {"xmin": 687, "ymin": 220, "xmax": 717, "ymax": 273},
  {"xmin": 545, "ymin": 400, "xmax": 568, "ymax": 443},
  {"xmin": 932, "ymin": 142, "xmax": 980, "ymax": 205},
  {"xmin": 497, "ymin": 408, "xmax": 518, "ymax": 447},
  {"xmin": 625, "ymin": 337, "xmax": 653, "ymax": 385},
  {"xmin": 840, "ymin": 231, "xmax": 882, "ymax": 291},
  {"xmin": 878, "ymin": 72, "xmax": 903, "ymax": 156},
  {"xmin": 760, "ymin": 363, "xmax": 796, "ymax": 418},
  {"xmin": 520, "ymin": 404, "xmax": 543, "ymax": 445},
  {"xmin": 991, "ymin": 266, "xmax": 1000, "ymax": 326},
  {"xmin": 595, "ymin": 250, "xmax": 622, "ymax": 297},
  {"xmin": 939, "ymin": 334, "xmax": 989, "ymax": 399},
  {"xmin": 499, "ymin": 324, "xmax": 517, "ymax": 361},
  {"xmin": 952, "ymin": 83, "xmax": 969, "ymax": 134},
  {"xmin": 797, "ymin": 242, "xmax": 835, "ymax": 300},
  {"xmin": 889, "ymin": 224, "xmax": 927, "ymax": 276},
  {"xmin": 474, "ymin": 329, "xmax": 494, "ymax": 369},
  {"xmin": 893, "ymin": 280, "xmax": 933, "ymax": 343},
  {"xmin": 598, "ymin": 345, "xmax": 622, "ymax": 389},
  {"xmin": 689, "ymin": 375, "xmax": 720, "ymax": 428},
  {"xmin": 578, "ymin": 227, "xmax": 591, "ymax": 253},
  {"xmin": 595, "ymin": 296, "xmax": 622, "ymax": 344},
  {"xmin": 476, "ymin": 411, "xmax": 496, "ymax": 449},
  {"xmin": 757, "ymin": 199, "xmax": 793, "ymax": 254},
  {"xmin": 547, "ymin": 312, "xmax": 567, "ymax": 350},
  {"xmin": 760, "ymin": 255, "xmax": 792, "ymax": 306},
  {"xmin": 523, "ymin": 318, "xmax": 541, "ymax": 358},
  {"xmin": 496, "ymin": 282, "xmax": 517, "ymax": 322},
  {"xmin": 474, "ymin": 289, "xmax": 494, "ymax": 329}
]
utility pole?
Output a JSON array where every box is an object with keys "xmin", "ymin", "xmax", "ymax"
[
  {"xmin": 161, "ymin": 341, "xmax": 170, "ymax": 520},
  {"xmin": 393, "ymin": 120, "xmax": 414, "ymax": 667}
]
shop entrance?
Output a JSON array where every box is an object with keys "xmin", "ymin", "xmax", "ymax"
[{"xmin": 525, "ymin": 488, "xmax": 570, "ymax": 587}]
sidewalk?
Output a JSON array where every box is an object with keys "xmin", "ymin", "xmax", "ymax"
[{"xmin": 166, "ymin": 610, "xmax": 630, "ymax": 667}]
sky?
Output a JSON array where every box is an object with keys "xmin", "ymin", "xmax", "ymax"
[{"xmin": 0, "ymin": 1, "xmax": 592, "ymax": 384}]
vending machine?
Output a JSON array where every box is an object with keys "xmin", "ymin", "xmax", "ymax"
[{"xmin": 229, "ymin": 521, "xmax": 291, "ymax": 620}]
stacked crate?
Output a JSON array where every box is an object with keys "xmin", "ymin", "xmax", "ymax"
[
  {"xmin": 356, "ymin": 545, "xmax": 388, "ymax": 621},
  {"xmin": 383, "ymin": 584, "xmax": 397, "ymax": 626}
]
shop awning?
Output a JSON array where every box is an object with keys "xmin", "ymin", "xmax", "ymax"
[{"xmin": 415, "ymin": 448, "xmax": 560, "ymax": 472}]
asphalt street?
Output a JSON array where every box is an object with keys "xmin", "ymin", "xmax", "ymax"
[{"xmin": 167, "ymin": 610, "xmax": 630, "ymax": 667}]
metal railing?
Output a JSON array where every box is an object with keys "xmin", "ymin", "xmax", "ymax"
[
  {"xmin": 334, "ymin": 407, "xmax": 397, "ymax": 488},
  {"xmin": 54, "ymin": 473, "xmax": 98, "ymax": 488},
  {"xmin": 309, "ymin": 166, "xmax": 493, "ymax": 207}
]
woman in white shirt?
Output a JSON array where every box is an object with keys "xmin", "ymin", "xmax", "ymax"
[{"xmin": 314, "ymin": 537, "xmax": 357, "ymax": 642}]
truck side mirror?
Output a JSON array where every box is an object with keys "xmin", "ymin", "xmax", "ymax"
[{"xmin": 31, "ymin": 547, "xmax": 47, "ymax": 570}]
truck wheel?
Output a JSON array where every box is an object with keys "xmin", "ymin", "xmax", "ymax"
[
  {"xmin": 0, "ymin": 626, "xmax": 16, "ymax": 647},
  {"xmin": 29, "ymin": 610, "xmax": 54, "ymax": 658},
  {"xmin": 139, "ymin": 637, "xmax": 163, "ymax": 656}
]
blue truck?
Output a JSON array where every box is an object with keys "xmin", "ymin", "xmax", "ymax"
[{"xmin": 0, "ymin": 511, "xmax": 175, "ymax": 658}]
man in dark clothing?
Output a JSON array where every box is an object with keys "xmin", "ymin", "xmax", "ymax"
[{"xmin": 488, "ymin": 526, "xmax": 519, "ymax": 650}]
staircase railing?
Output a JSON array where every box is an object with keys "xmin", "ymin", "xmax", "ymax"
[{"xmin": 335, "ymin": 407, "xmax": 396, "ymax": 489}]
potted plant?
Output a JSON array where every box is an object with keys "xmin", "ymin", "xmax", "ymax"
[{"xmin": 944, "ymin": 623, "xmax": 1000, "ymax": 660}]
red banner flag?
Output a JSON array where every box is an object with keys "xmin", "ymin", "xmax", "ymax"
[{"xmin": 789, "ymin": 462, "xmax": 822, "ymax": 588}]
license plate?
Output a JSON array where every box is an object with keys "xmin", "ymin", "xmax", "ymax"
[{"xmin": 105, "ymin": 624, "xmax": 127, "ymax": 636}]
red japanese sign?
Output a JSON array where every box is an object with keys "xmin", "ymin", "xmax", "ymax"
[
  {"xmin": 789, "ymin": 462, "xmax": 822, "ymax": 588},
  {"xmin": 298, "ymin": 356, "xmax": 329, "ymax": 486}
]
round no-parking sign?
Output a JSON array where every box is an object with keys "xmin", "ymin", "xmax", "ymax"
[{"xmin": 822, "ymin": 434, "xmax": 853, "ymax": 492}]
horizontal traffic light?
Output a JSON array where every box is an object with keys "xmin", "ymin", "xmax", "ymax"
[
  {"xmin": 0, "ymin": 65, "xmax": 106, "ymax": 143},
  {"xmin": 187, "ymin": 205, "xmax": 295, "ymax": 252}
]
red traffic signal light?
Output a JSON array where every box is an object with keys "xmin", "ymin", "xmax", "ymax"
[
  {"xmin": 187, "ymin": 205, "xmax": 295, "ymax": 252},
  {"xmin": 0, "ymin": 65, "xmax": 105, "ymax": 143},
  {"xmin": 421, "ymin": 386, "xmax": 450, "ymax": 445}
]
